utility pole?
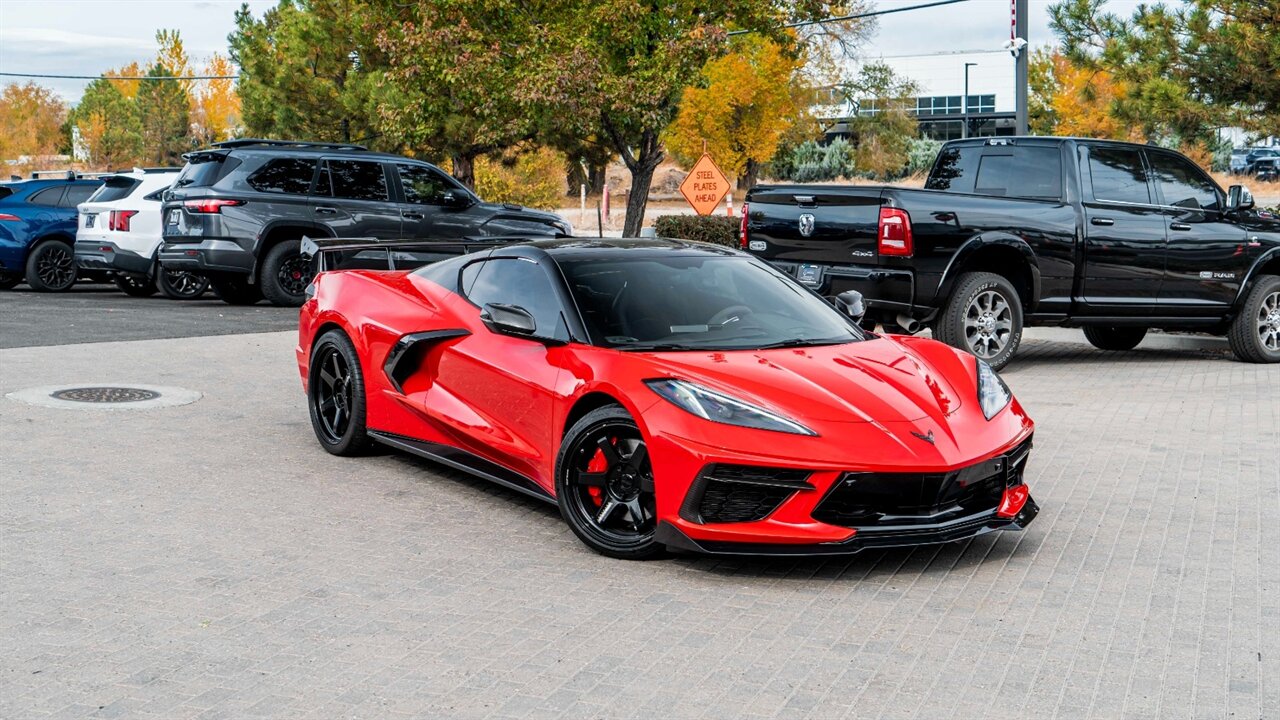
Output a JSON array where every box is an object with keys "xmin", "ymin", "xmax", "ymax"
[
  {"xmin": 963, "ymin": 62, "xmax": 977, "ymax": 139},
  {"xmin": 1015, "ymin": 0, "xmax": 1029, "ymax": 135}
]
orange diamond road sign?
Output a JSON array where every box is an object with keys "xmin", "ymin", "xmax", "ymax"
[{"xmin": 679, "ymin": 153, "xmax": 730, "ymax": 216}]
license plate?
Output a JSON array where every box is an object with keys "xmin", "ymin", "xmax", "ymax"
[
  {"xmin": 796, "ymin": 264, "xmax": 823, "ymax": 287},
  {"xmin": 84, "ymin": 214, "xmax": 95, "ymax": 228},
  {"xmin": 167, "ymin": 209, "xmax": 181, "ymax": 226}
]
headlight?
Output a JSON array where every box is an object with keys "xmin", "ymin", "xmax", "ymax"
[
  {"xmin": 976, "ymin": 359, "xmax": 1011, "ymax": 420},
  {"xmin": 645, "ymin": 379, "xmax": 817, "ymax": 436},
  {"xmin": 555, "ymin": 220, "xmax": 574, "ymax": 236}
]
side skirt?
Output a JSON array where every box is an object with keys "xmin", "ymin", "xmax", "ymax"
[{"xmin": 368, "ymin": 429, "xmax": 556, "ymax": 505}]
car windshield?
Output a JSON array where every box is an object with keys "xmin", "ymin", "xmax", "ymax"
[{"xmin": 558, "ymin": 254, "xmax": 864, "ymax": 351}]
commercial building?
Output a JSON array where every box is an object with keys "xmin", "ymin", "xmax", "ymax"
[{"xmin": 821, "ymin": 49, "xmax": 1019, "ymax": 141}]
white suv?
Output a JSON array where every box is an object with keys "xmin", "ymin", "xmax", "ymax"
[{"xmin": 75, "ymin": 169, "xmax": 209, "ymax": 299}]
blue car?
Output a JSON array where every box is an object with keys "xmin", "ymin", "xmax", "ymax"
[{"xmin": 0, "ymin": 177, "xmax": 104, "ymax": 291}]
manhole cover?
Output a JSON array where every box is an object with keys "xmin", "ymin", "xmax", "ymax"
[
  {"xmin": 50, "ymin": 386, "xmax": 160, "ymax": 404},
  {"xmin": 6, "ymin": 384, "xmax": 201, "ymax": 411}
]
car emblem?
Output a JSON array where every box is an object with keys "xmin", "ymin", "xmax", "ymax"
[
  {"xmin": 911, "ymin": 429, "xmax": 936, "ymax": 444},
  {"xmin": 798, "ymin": 213, "xmax": 815, "ymax": 237}
]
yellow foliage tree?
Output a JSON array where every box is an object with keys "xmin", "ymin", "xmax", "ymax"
[
  {"xmin": 665, "ymin": 36, "xmax": 807, "ymax": 189},
  {"xmin": 0, "ymin": 82, "xmax": 67, "ymax": 165},
  {"xmin": 192, "ymin": 53, "xmax": 242, "ymax": 144},
  {"xmin": 1035, "ymin": 50, "xmax": 1141, "ymax": 141},
  {"xmin": 103, "ymin": 61, "xmax": 143, "ymax": 100}
]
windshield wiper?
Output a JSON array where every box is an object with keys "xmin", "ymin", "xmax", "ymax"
[
  {"xmin": 616, "ymin": 342, "xmax": 700, "ymax": 352},
  {"xmin": 752, "ymin": 337, "xmax": 852, "ymax": 350}
]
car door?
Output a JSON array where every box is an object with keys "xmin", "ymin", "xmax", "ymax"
[
  {"xmin": 393, "ymin": 162, "xmax": 457, "ymax": 238},
  {"xmin": 1078, "ymin": 144, "xmax": 1167, "ymax": 313},
  {"xmin": 1145, "ymin": 149, "xmax": 1251, "ymax": 314},
  {"xmin": 429, "ymin": 256, "xmax": 570, "ymax": 489},
  {"xmin": 313, "ymin": 158, "xmax": 402, "ymax": 239}
]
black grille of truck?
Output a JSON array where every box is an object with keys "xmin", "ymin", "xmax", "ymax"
[
  {"xmin": 812, "ymin": 437, "xmax": 1032, "ymax": 529},
  {"xmin": 680, "ymin": 465, "xmax": 814, "ymax": 524}
]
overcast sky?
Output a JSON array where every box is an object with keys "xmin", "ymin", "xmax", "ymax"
[{"xmin": 1, "ymin": 0, "xmax": 1147, "ymax": 103}]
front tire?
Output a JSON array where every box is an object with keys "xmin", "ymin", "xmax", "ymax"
[
  {"xmin": 113, "ymin": 274, "xmax": 158, "ymax": 297},
  {"xmin": 210, "ymin": 276, "xmax": 262, "ymax": 305},
  {"xmin": 260, "ymin": 240, "xmax": 311, "ymax": 307},
  {"xmin": 1228, "ymin": 275, "xmax": 1280, "ymax": 363},
  {"xmin": 1083, "ymin": 326, "xmax": 1147, "ymax": 351},
  {"xmin": 307, "ymin": 330, "xmax": 375, "ymax": 456},
  {"xmin": 933, "ymin": 271, "xmax": 1023, "ymax": 370},
  {"xmin": 157, "ymin": 268, "xmax": 209, "ymax": 300},
  {"xmin": 25, "ymin": 240, "xmax": 78, "ymax": 292},
  {"xmin": 555, "ymin": 406, "xmax": 663, "ymax": 560}
]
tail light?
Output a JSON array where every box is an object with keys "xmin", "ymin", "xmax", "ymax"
[
  {"xmin": 108, "ymin": 210, "xmax": 138, "ymax": 232},
  {"xmin": 739, "ymin": 201, "xmax": 749, "ymax": 248},
  {"xmin": 877, "ymin": 207, "xmax": 913, "ymax": 257},
  {"xmin": 0, "ymin": 213, "xmax": 20, "ymax": 222},
  {"xmin": 183, "ymin": 198, "xmax": 244, "ymax": 214}
]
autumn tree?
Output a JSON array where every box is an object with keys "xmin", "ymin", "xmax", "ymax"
[
  {"xmin": 136, "ymin": 62, "xmax": 192, "ymax": 165},
  {"xmin": 665, "ymin": 36, "xmax": 808, "ymax": 190},
  {"xmin": 1028, "ymin": 48, "xmax": 1136, "ymax": 140},
  {"xmin": 1049, "ymin": 0, "xmax": 1280, "ymax": 143},
  {"xmin": 191, "ymin": 54, "xmax": 242, "ymax": 145},
  {"xmin": 842, "ymin": 61, "xmax": 918, "ymax": 179},
  {"xmin": 230, "ymin": 0, "xmax": 384, "ymax": 147},
  {"xmin": 71, "ymin": 79, "xmax": 144, "ymax": 168},
  {"xmin": 0, "ymin": 83, "xmax": 68, "ymax": 163},
  {"xmin": 369, "ymin": 0, "xmax": 541, "ymax": 189}
]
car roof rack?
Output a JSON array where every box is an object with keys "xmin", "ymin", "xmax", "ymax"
[
  {"xmin": 211, "ymin": 138, "xmax": 369, "ymax": 151},
  {"xmin": 27, "ymin": 170, "xmax": 113, "ymax": 180}
]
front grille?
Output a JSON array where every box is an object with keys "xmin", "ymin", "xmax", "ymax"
[
  {"xmin": 681, "ymin": 465, "xmax": 813, "ymax": 524},
  {"xmin": 813, "ymin": 437, "xmax": 1032, "ymax": 529}
]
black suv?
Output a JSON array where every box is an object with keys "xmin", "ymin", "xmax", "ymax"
[{"xmin": 159, "ymin": 140, "xmax": 572, "ymax": 306}]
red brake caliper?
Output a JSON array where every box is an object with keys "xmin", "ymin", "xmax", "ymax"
[{"xmin": 584, "ymin": 439, "xmax": 613, "ymax": 506}]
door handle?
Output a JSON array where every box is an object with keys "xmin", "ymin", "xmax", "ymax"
[
  {"xmin": 402, "ymin": 211, "xmax": 424, "ymax": 220},
  {"xmin": 1090, "ymin": 217, "xmax": 1114, "ymax": 226},
  {"xmin": 315, "ymin": 206, "xmax": 337, "ymax": 215},
  {"xmin": 1170, "ymin": 222, "xmax": 1192, "ymax": 231}
]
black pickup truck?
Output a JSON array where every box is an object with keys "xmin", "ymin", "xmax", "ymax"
[{"xmin": 743, "ymin": 136, "xmax": 1280, "ymax": 368}]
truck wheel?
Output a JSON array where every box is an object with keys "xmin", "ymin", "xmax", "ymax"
[
  {"xmin": 158, "ymin": 269, "xmax": 209, "ymax": 300},
  {"xmin": 211, "ymin": 276, "xmax": 263, "ymax": 306},
  {"xmin": 113, "ymin": 274, "xmax": 158, "ymax": 297},
  {"xmin": 1228, "ymin": 274, "xmax": 1280, "ymax": 363},
  {"xmin": 1083, "ymin": 326, "xmax": 1147, "ymax": 351},
  {"xmin": 934, "ymin": 272, "xmax": 1023, "ymax": 370},
  {"xmin": 260, "ymin": 240, "xmax": 311, "ymax": 307},
  {"xmin": 25, "ymin": 239, "xmax": 78, "ymax": 292}
]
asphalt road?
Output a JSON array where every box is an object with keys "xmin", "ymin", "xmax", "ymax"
[
  {"xmin": 0, "ymin": 297, "xmax": 1275, "ymax": 719},
  {"xmin": 0, "ymin": 283, "xmax": 298, "ymax": 349}
]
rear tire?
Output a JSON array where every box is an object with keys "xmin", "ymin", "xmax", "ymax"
[
  {"xmin": 260, "ymin": 240, "xmax": 311, "ymax": 307},
  {"xmin": 933, "ymin": 272, "xmax": 1023, "ymax": 370},
  {"xmin": 307, "ymin": 330, "xmax": 375, "ymax": 456},
  {"xmin": 25, "ymin": 239, "xmax": 78, "ymax": 292},
  {"xmin": 113, "ymin": 274, "xmax": 158, "ymax": 297},
  {"xmin": 0, "ymin": 273, "xmax": 20, "ymax": 290},
  {"xmin": 157, "ymin": 268, "xmax": 209, "ymax": 300},
  {"xmin": 1228, "ymin": 275, "xmax": 1280, "ymax": 363},
  {"xmin": 1083, "ymin": 326, "xmax": 1147, "ymax": 351},
  {"xmin": 210, "ymin": 276, "xmax": 262, "ymax": 305}
]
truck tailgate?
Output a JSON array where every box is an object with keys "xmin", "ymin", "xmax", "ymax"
[{"xmin": 747, "ymin": 187, "xmax": 883, "ymax": 264}]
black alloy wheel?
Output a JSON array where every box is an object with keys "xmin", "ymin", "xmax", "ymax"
[
  {"xmin": 158, "ymin": 269, "xmax": 210, "ymax": 300},
  {"xmin": 25, "ymin": 240, "xmax": 77, "ymax": 292},
  {"xmin": 307, "ymin": 330, "xmax": 374, "ymax": 456},
  {"xmin": 555, "ymin": 406, "xmax": 662, "ymax": 560},
  {"xmin": 260, "ymin": 240, "xmax": 311, "ymax": 307}
]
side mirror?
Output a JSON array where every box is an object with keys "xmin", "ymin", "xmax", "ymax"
[
  {"xmin": 442, "ymin": 190, "xmax": 474, "ymax": 210},
  {"xmin": 1228, "ymin": 184, "xmax": 1255, "ymax": 212},
  {"xmin": 480, "ymin": 303, "xmax": 537, "ymax": 336},
  {"xmin": 834, "ymin": 290, "xmax": 866, "ymax": 323}
]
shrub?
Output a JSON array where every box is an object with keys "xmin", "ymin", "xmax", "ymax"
[
  {"xmin": 905, "ymin": 137, "xmax": 943, "ymax": 177},
  {"xmin": 767, "ymin": 138, "xmax": 857, "ymax": 183},
  {"xmin": 473, "ymin": 146, "xmax": 565, "ymax": 210},
  {"xmin": 654, "ymin": 214, "xmax": 739, "ymax": 247}
]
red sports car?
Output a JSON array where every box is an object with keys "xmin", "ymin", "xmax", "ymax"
[{"xmin": 297, "ymin": 237, "xmax": 1038, "ymax": 559}]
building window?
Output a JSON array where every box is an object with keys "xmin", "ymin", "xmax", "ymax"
[
  {"xmin": 915, "ymin": 96, "xmax": 963, "ymax": 116},
  {"xmin": 965, "ymin": 94, "xmax": 996, "ymax": 114},
  {"xmin": 858, "ymin": 98, "xmax": 881, "ymax": 116}
]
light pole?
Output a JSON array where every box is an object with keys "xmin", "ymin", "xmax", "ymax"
[{"xmin": 962, "ymin": 62, "xmax": 978, "ymax": 139}]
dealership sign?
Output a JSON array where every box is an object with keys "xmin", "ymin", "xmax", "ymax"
[{"xmin": 679, "ymin": 153, "xmax": 730, "ymax": 216}]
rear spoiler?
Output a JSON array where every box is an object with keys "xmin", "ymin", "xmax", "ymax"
[{"xmin": 301, "ymin": 235, "xmax": 552, "ymax": 273}]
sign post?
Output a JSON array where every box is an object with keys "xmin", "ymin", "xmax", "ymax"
[{"xmin": 679, "ymin": 153, "xmax": 730, "ymax": 217}]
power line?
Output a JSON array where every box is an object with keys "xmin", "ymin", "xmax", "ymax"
[
  {"xmin": 728, "ymin": 0, "xmax": 972, "ymax": 36},
  {"xmin": 0, "ymin": 72, "xmax": 239, "ymax": 81}
]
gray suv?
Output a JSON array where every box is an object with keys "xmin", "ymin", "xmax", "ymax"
[{"xmin": 158, "ymin": 139, "xmax": 572, "ymax": 306}]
